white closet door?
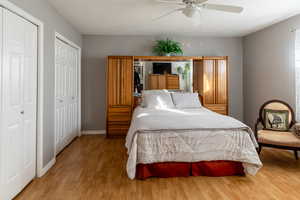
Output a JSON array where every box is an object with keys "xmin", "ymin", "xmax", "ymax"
[
  {"xmin": 0, "ymin": 8, "xmax": 37, "ymax": 200},
  {"xmin": 55, "ymin": 38, "xmax": 79, "ymax": 155}
]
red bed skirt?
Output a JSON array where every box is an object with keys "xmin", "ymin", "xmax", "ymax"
[{"xmin": 136, "ymin": 161, "xmax": 245, "ymax": 179}]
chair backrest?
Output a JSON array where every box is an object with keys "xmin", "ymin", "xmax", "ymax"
[{"xmin": 259, "ymin": 100, "xmax": 296, "ymax": 129}]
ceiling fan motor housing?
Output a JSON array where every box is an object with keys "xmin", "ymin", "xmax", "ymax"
[{"xmin": 183, "ymin": 0, "xmax": 195, "ymax": 4}]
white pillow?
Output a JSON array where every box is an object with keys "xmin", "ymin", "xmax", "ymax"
[
  {"xmin": 141, "ymin": 90, "xmax": 169, "ymax": 107},
  {"xmin": 171, "ymin": 93, "xmax": 202, "ymax": 108},
  {"xmin": 142, "ymin": 90, "xmax": 169, "ymax": 95},
  {"xmin": 143, "ymin": 93, "xmax": 175, "ymax": 109}
]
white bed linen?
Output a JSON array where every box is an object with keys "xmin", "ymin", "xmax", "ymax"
[
  {"xmin": 125, "ymin": 107, "xmax": 262, "ymax": 179},
  {"xmin": 171, "ymin": 93, "xmax": 202, "ymax": 108},
  {"xmin": 143, "ymin": 93, "xmax": 175, "ymax": 109}
]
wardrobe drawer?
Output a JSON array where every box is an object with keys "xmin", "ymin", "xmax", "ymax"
[
  {"xmin": 108, "ymin": 112, "xmax": 131, "ymax": 122},
  {"xmin": 214, "ymin": 110, "xmax": 227, "ymax": 115},
  {"xmin": 205, "ymin": 104, "xmax": 228, "ymax": 115},
  {"xmin": 108, "ymin": 121, "xmax": 131, "ymax": 126},
  {"xmin": 107, "ymin": 124, "xmax": 130, "ymax": 136},
  {"xmin": 108, "ymin": 106, "xmax": 131, "ymax": 113}
]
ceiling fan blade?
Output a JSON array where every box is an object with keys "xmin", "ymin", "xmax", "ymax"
[
  {"xmin": 153, "ymin": 8, "xmax": 184, "ymax": 21},
  {"xmin": 155, "ymin": 0, "xmax": 184, "ymax": 5},
  {"xmin": 203, "ymin": 4, "xmax": 244, "ymax": 13}
]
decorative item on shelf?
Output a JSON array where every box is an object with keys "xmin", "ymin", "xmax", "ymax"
[
  {"xmin": 183, "ymin": 63, "xmax": 191, "ymax": 91},
  {"xmin": 175, "ymin": 63, "xmax": 191, "ymax": 92},
  {"xmin": 183, "ymin": 63, "xmax": 190, "ymax": 80},
  {"xmin": 177, "ymin": 66, "xmax": 183, "ymax": 75},
  {"xmin": 153, "ymin": 38, "xmax": 183, "ymax": 56}
]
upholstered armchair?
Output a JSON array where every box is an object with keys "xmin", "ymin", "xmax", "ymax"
[{"xmin": 255, "ymin": 100, "xmax": 300, "ymax": 160}]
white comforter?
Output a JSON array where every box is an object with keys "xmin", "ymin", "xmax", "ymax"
[{"xmin": 125, "ymin": 107, "xmax": 262, "ymax": 179}]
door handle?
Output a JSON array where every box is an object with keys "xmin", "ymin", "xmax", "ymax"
[
  {"xmin": 20, "ymin": 111, "xmax": 24, "ymax": 114},
  {"xmin": 58, "ymin": 99, "xmax": 63, "ymax": 103}
]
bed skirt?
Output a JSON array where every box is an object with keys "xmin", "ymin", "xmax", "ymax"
[{"xmin": 136, "ymin": 161, "xmax": 245, "ymax": 179}]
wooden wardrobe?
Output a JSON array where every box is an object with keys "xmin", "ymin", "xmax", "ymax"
[
  {"xmin": 193, "ymin": 57, "xmax": 228, "ymax": 115},
  {"xmin": 107, "ymin": 56, "xmax": 228, "ymax": 137},
  {"xmin": 106, "ymin": 56, "xmax": 133, "ymax": 137}
]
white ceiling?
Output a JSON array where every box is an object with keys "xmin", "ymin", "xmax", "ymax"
[{"xmin": 48, "ymin": 0, "xmax": 300, "ymax": 37}]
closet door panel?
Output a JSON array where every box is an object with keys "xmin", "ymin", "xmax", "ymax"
[
  {"xmin": 55, "ymin": 39, "xmax": 64, "ymax": 153},
  {"xmin": 21, "ymin": 19, "xmax": 38, "ymax": 186},
  {"xmin": 3, "ymin": 8, "xmax": 24, "ymax": 192},
  {"xmin": 1, "ymin": 8, "xmax": 37, "ymax": 200},
  {"xmin": 71, "ymin": 47, "xmax": 78, "ymax": 138},
  {"xmin": 203, "ymin": 60, "xmax": 215, "ymax": 104},
  {"xmin": 55, "ymin": 39, "xmax": 79, "ymax": 154}
]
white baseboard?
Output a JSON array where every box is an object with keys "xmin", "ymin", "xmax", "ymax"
[
  {"xmin": 81, "ymin": 130, "xmax": 106, "ymax": 135},
  {"xmin": 37, "ymin": 158, "xmax": 55, "ymax": 177}
]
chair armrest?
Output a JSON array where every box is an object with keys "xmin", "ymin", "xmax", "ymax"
[{"xmin": 294, "ymin": 122, "xmax": 300, "ymax": 127}]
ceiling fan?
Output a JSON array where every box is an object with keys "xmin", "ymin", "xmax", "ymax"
[{"xmin": 154, "ymin": 0, "xmax": 244, "ymax": 20}]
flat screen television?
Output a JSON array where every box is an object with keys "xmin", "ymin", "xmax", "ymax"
[{"xmin": 153, "ymin": 63, "xmax": 172, "ymax": 74}]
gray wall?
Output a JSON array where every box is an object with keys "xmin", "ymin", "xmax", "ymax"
[
  {"xmin": 82, "ymin": 35, "xmax": 244, "ymax": 130},
  {"xmin": 8, "ymin": 0, "xmax": 82, "ymax": 167},
  {"xmin": 243, "ymin": 14, "xmax": 300, "ymax": 128}
]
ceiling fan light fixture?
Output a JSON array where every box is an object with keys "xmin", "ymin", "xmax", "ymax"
[{"xmin": 182, "ymin": 7, "xmax": 199, "ymax": 18}]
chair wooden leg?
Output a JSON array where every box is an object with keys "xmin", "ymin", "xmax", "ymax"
[{"xmin": 294, "ymin": 150, "xmax": 299, "ymax": 160}]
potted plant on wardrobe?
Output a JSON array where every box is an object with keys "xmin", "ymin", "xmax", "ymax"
[{"xmin": 153, "ymin": 38, "xmax": 183, "ymax": 56}]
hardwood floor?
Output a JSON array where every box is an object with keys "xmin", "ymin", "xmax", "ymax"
[{"xmin": 16, "ymin": 135, "xmax": 300, "ymax": 200}]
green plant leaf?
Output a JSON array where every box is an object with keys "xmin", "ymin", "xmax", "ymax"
[{"xmin": 153, "ymin": 38, "xmax": 183, "ymax": 56}]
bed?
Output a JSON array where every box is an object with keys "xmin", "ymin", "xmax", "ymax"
[{"xmin": 125, "ymin": 92, "xmax": 262, "ymax": 179}]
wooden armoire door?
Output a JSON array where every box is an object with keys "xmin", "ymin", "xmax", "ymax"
[
  {"xmin": 107, "ymin": 56, "xmax": 133, "ymax": 136},
  {"xmin": 216, "ymin": 59, "xmax": 228, "ymax": 105},
  {"xmin": 195, "ymin": 57, "xmax": 228, "ymax": 115},
  {"xmin": 193, "ymin": 59, "xmax": 202, "ymax": 94},
  {"xmin": 211, "ymin": 58, "xmax": 228, "ymax": 115},
  {"xmin": 202, "ymin": 60, "xmax": 215, "ymax": 105}
]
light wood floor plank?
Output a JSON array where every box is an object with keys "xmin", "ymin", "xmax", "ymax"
[{"xmin": 15, "ymin": 135, "xmax": 300, "ymax": 200}]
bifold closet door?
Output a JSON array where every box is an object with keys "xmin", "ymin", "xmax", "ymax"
[
  {"xmin": 0, "ymin": 8, "xmax": 38, "ymax": 200},
  {"xmin": 55, "ymin": 38, "xmax": 79, "ymax": 155}
]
